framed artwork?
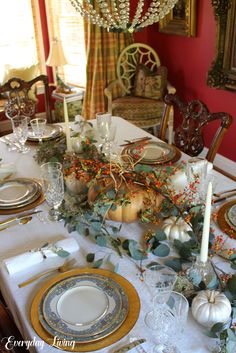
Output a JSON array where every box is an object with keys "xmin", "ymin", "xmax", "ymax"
[
  {"xmin": 159, "ymin": 0, "xmax": 196, "ymax": 37},
  {"xmin": 207, "ymin": 0, "xmax": 236, "ymax": 92}
]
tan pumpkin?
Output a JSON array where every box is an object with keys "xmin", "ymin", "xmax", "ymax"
[{"xmin": 88, "ymin": 178, "xmax": 163, "ymax": 223}]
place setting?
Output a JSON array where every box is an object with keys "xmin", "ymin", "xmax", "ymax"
[{"xmin": 30, "ymin": 267, "xmax": 140, "ymax": 352}]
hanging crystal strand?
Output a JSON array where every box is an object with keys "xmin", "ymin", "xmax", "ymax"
[
  {"xmin": 138, "ymin": 0, "xmax": 178, "ymax": 29},
  {"xmin": 96, "ymin": 0, "xmax": 119, "ymax": 29},
  {"xmin": 118, "ymin": 0, "xmax": 130, "ymax": 31},
  {"xmin": 128, "ymin": 0, "xmax": 145, "ymax": 33}
]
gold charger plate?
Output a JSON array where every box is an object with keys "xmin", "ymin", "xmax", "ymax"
[
  {"xmin": 122, "ymin": 142, "xmax": 181, "ymax": 165},
  {"xmin": 31, "ymin": 268, "xmax": 140, "ymax": 352},
  {"xmin": 217, "ymin": 200, "xmax": 236, "ymax": 239}
]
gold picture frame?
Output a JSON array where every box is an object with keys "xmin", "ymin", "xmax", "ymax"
[
  {"xmin": 159, "ymin": 0, "xmax": 197, "ymax": 37},
  {"xmin": 207, "ymin": 0, "xmax": 236, "ymax": 91}
]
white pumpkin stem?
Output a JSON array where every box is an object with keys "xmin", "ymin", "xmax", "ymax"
[{"xmin": 209, "ymin": 291, "xmax": 215, "ymax": 303}]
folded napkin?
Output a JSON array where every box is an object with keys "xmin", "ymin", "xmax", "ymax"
[
  {"xmin": 0, "ymin": 163, "xmax": 16, "ymax": 180},
  {"xmin": 170, "ymin": 160, "xmax": 213, "ymax": 193},
  {"xmin": 4, "ymin": 238, "xmax": 79, "ymax": 276}
]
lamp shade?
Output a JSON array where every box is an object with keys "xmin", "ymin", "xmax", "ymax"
[{"xmin": 46, "ymin": 40, "xmax": 67, "ymax": 67}]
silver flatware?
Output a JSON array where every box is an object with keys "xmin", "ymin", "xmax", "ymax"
[
  {"xmin": 3, "ymin": 136, "xmax": 22, "ymax": 151},
  {"xmin": 214, "ymin": 188, "xmax": 236, "ymax": 198},
  {"xmin": 214, "ymin": 191, "xmax": 236, "ymax": 203},
  {"xmin": 0, "ymin": 210, "xmax": 42, "ymax": 227},
  {"xmin": 120, "ymin": 137, "xmax": 152, "ymax": 147},
  {"xmin": 112, "ymin": 339, "xmax": 146, "ymax": 353}
]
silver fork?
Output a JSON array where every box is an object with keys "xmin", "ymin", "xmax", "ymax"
[{"xmin": 3, "ymin": 136, "xmax": 22, "ymax": 152}]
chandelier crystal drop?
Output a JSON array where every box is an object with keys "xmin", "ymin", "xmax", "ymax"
[{"xmin": 69, "ymin": 0, "xmax": 179, "ymax": 32}]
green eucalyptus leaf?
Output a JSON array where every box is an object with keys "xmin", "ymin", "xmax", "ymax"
[
  {"xmin": 203, "ymin": 330, "xmax": 218, "ymax": 338},
  {"xmin": 179, "ymin": 245, "xmax": 192, "ymax": 260},
  {"xmin": 95, "ymin": 235, "xmax": 107, "ymax": 247},
  {"xmin": 210, "ymin": 322, "xmax": 225, "ymax": 334},
  {"xmin": 227, "ymin": 329, "xmax": 236, "ymax": 342},
  {"xmin": 92, "ymin": 258, "xmax": 103, "ymax": 268},
  {"xmin": 106, "ymin": 190, "xmax": 116, "ymax": 199},
  {"xmin": 134, "ymin": 164, "xmax": 154, "ymax": 173},
  {"xmin": 164, "ymin": 258, "xmax": 182, "ymax": 272},
  {"xmin": 206, "ymin": 275, "xmax": 219, "ymax": 290},
  {"xmin": 226, "ymin": 275, "xmax": 236, "ymax": 294},
  {"xmin": 128, "ymin": 240, "xmax": 147, "ymax": 260},
  {"xmin": 122, "ymin": 239, "xmax": 129, "ymax": 250},
  {"xmin": 146, "ymin": 261, "xmax": 162, "ymax": 269},
  {"xmin": 86, "ymin": 253, "xmax": 95, "ymax": 263},
  {"xmin": 154, "ymin": 229, "xmax": 167, "ymax": 241},
  {"xmin": 153, "ymin": 243, "xmax": 170, "ymax": 257},
  {"xmin": 226, "ymin": 340, "xmax": 236, "ymax": 353},
  {"xmin": 187, "ymin": 270, "xmax": 202, "ymax": 286},
  {"xmin": 55, "ymin": 249, "xmax": 70, "ymax": 258}
]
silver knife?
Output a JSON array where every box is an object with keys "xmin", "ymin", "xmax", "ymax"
[
  {"xmin": 113, "ymin": 339, "xmax": 146, "ymax": 353},
  {"xmin": 0, "ymin": 210, "xmax": 42, "ymax": 227},
  {"xmin": 120, "ymin": 137, "xmax": 152, "ymax": 147},
  {"xmin": 214, "ymin": 191, "xmax": 236, "ymax": 204}
]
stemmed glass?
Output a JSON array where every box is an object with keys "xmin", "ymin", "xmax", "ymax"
[
  {"xmin": 186, "ymin": 157, "xmax": 208, "ymax": 204},
  {"xmin": 11, "ymin": 116, "xmax": 29, "ymax": 153},
  {"xmin": 40, "ymin": 166, "xmax": 64, "ymax": 221},
  {"xmin": 30, "ymin": 118, "xmax": 47, "ymax": 143},
  {"xmin": 96, "ymin": 112, "xmax": 111, "ymax": 149},
  {"xmin": 144, "ymin": 265, "xmax": 177, "ymax": 330}
]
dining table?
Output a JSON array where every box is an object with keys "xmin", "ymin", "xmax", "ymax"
[{"xmin": 0, "ymin": 116, "xmax": 235, "ymax": 353}]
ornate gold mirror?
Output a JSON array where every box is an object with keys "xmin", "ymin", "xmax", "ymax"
[{"xmin": 207, "ymin": 0, "xmax": 236, "ymax": 91}]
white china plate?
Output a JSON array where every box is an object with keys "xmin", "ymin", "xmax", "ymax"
[
  {"xmin": 40, "ymin": 274, "xmax": 129, "ymax": 342},
  {"xmin": 127, "ymin": 141, "xmax": 176, "ymax": 164},
  {"xmin": 0, "ymin": 178, "xmax": 41, "ymax": 208},
  {"xmin": 28, "ymin": 124, "xmax": 63, "ymax": 141}
]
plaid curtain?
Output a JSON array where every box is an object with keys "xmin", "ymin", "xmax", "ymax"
[{"xmin": 82, "ymin": 15, "xmax": 133, "ymax": 119}]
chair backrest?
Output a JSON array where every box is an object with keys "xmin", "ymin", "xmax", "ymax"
[
  {"xmin": 159, "ymin": 94, "xmax": 233, "ymax": 163},
  {"xmin": 0, "ymin": 75, "xmax": 53, "ymax": 123},
  {"xmin": 117, "ymin": 43, "xmax": 161, "ymax": 95}
]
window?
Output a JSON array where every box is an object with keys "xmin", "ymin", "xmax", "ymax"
[
  {"xmin": 46, "ymin": 0, "xmax": 86, "ymax": 88},
  {"xmin": 0, "ymin": 0, "xmax": 42, "ymax": 82}
]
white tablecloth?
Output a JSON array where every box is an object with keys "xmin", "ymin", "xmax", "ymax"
[{"xmin": 0, "ymin": 117, "xmax": 235, "ymax": 353}]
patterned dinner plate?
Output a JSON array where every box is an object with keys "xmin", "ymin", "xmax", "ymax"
[
  {"xmin": 31, "ymin": 268, "xmax": 140, "ymax": 352},
  {"xmin": 225, "ymin": 204, "xmax": 236, "ymax": 230},
  {"xmin": 27, "ymin": 124, "xmax": 63, "ymax": 141},
  {"xmin": 124, "ymin": 141, "xmax": 176, "ymax": 164},
  {"xmin": 42, "ymin": 274, "xmax": 128, "ymax": 342},
  {"xmin": 40, "ymin": 273, "xmax": 129, "ymax": 343},
  {"xmin": 0, "ymin": 178, "xmax": 41, "ymax": 209}
]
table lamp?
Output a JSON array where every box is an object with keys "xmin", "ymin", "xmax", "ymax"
[{"xmin": 46, "ymin": 39, "xmax": 70, "ymax": 93}]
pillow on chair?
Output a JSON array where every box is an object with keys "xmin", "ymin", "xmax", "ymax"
[
  {"xmin": 2, "ymin": 64, "xmax": 39, "ymax": 101},
  {"xmin": 133, "ymin": 64, "xmax": 167, "ymax": 100}
]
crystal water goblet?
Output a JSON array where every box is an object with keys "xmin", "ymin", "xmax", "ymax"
[
  {"xmin": 96, "ymin": 112, "xmax": 111, "ymax": 148},
  {"xmin": 41, "ymin": 169, "xmax": 64, "ymax": 221},
  {"xmin": 186, "ymin": 157, "xmax": 208, "ymax": 204},
  {"xmin": 144, "ymin": 265, "xmax": 177, "ymax": 329},
  {"xmin": 40, "ymin": 161, "xmax": 62, "ymax": 173},
  {"xmin": 30, "ymin": 118, "xmax": 47, "ymax": 143},
  {"xmin": 11, "ymin": 116, "xmax": 29, "ymax": 153},
  {"xmin": 100, "ymin": 124, "xmax": 117, "ymax": 158},
  {"xmin": 153, "ymin": 291, "xmax": 189, "ymax": 353}
]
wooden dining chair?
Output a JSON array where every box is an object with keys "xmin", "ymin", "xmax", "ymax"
[
  {"xmin": 0, "ymin": 75, "xmax": 53, "ymax": 124},
  {"xmin": 0, "ymin": 296, "xmax": 28, "ymax": 353},
  {"xmin": 159, "ymin": 94, "xmax": 233, "ymax": 163}
]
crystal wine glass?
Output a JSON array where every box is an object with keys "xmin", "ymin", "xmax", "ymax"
[
  {"xmin": 11, "ymin": 116, "xmax": 29, "ymax": 153},
  {"xmin": 30, "ymin": 118, "xmax": 47, "ymax": 143},
  {"xmin": 41, "ymin": 169, "xmax": 64, "ymax": 221},
  {"xmin": 144, "ymin": 265, "xmax": 177, "ymax": 329},
  {"xmin": 96, "ymin": 112, "xmax": 111, "ymax": 148}
]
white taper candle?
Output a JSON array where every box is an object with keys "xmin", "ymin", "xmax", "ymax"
[
  {"xmin": 199, "ymin": 181, "xmax": 213, "ymax": 263},
  {"xmin": 63, "ymin": 97, "xmax": 72, "ymax": 152}
]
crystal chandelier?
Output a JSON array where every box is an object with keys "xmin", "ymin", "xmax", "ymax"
[{"xmin": 69, "ymin": 0, "xmax": 179, "ymax": 33}]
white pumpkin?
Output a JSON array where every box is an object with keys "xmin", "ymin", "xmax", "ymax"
[
  {"xmin": 162, "ymin": 216, "xmax": 191, "ymax": 242},
  {"xmin": 65, "ymin": 173, "xmax": 87, "ymax": 194},
  {"xmin": 192, "ymin": 290, "xmax": 232, "ymax": 328}
]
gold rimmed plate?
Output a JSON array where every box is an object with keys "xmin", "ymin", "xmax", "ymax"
[
  {"xmin": 31, "ymin": 268, "xmax": 140, "ymax": 352},
  {"xmin": 27, "ymin": 124, "xmax": 63, "ymax": 142},
  {"xmin": 0, "ymin": 178, "xmax": 41, "ymax": 209},
  {"xmin": 122, "ymin": 141, "xmax": 180, "ymax": 165},
  {"xmin": 0, "ymin": 191, "xmax": 44, "ymax": 215},
  {"xmin": 217, "ymin": 200, "xmax": 236, "ymax": 239}
]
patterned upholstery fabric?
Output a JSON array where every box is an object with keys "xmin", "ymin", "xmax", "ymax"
[{"xmin": 112, "ymin": 96, "xmax": 164, "ymax": 127}]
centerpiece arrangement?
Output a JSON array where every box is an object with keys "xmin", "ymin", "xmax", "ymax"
[{"xmin": 35, "ymin": 124, "xmax": 236, "ymax": 353}]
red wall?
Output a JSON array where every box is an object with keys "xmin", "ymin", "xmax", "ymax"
[{"xmin": 134, "ymin": 1, "xmax": 236, "ymax": 162}]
